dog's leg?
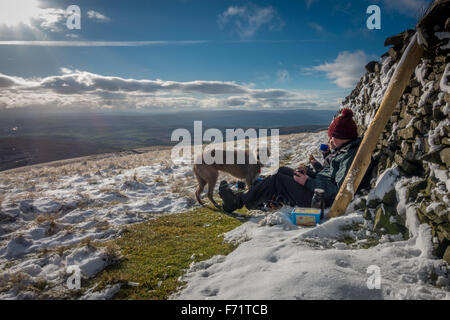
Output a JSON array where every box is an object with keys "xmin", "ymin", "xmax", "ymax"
[
  {"xmin": 207, "ymin": 169, "xmax": 220, "ymax": 208},
  {"xmin": 245, "ymin": 172, "xmax": 257, "ymax": 190},
  {"xmin": 194, "ymin": 168, "xmax": 207, "ymax": 205}
]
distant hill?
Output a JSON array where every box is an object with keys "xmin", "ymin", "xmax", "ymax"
[{"xmin": 0, "ymin": 108, "xmax": 335, "ymax": 171}]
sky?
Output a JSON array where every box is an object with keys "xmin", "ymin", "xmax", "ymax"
[{"xmin": 0, "ymin": 0, "xmax": 431, "ymax": 112}]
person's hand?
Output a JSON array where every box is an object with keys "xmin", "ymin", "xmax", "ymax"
[
  {"xmin": 293, "ymin": 171, "xmax": 308, "ymax": 186},
  {"xmin": 296, "ymin": 164, "xmax": 308, "ymax": 173},
  {"xmin": 268, "ymin": 195, "xmax": 282, "ymax": 210},
  {"xmin": 269, "ymin": 201, "xmax": 281, "ymax": 210},
  {"xmin": 309, "ymin": 155, "xmax": 317, "ymax": 164}
]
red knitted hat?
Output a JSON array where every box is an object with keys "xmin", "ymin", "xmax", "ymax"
[{"xmin": 328, "ymin": 108, "xmax": 358, "ymax": 140}]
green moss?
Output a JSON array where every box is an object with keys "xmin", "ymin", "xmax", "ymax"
[
  {"xmin": 339, "ymin": 222, "xmax": 365, "ymax": 232},
  {"xmin": 360, "ymin": 237, "xmax": 380, "ymax": 249},
  {"xmin": 336, "ymin": 236, "xmax": 356, "ymax": 245},
  {"xmin": 90, "ymin": 206, "xmax": 244, "ymax": 300}
]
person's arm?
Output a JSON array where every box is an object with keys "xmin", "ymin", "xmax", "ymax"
[
  {"xmin": 309, "ymin": 154, "xmax": 324, "ymax": 172},
  {"xmin": 334, "ymin": 149, "xmax": 357, "ymax": 189},
  {"xmin": 304, "ymin": 176, "xmax": 338, "ymax": 206},
  {"xmin": 304, "ymin": 150, "xmax": 357, "ymax": 206},
  {"xmin": 311, "ymin": 160, "xmax": 323, "ymax": 172}
]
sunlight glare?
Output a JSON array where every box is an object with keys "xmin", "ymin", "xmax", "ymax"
[{"xmin": 0, "ymin": 0, "xmax": 41, "ymax": 28}]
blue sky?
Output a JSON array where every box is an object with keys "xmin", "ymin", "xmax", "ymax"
[{"xmin": 0, "ymin": 0, "xmax": 431, "ymax": 111}]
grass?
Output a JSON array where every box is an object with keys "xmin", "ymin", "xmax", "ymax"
[
  {"xmin": 359, "ymin": 237, "xmax": 380, "ymax": 249},
  {"xmin": 279, "ymin": 153, "xmax": 293, "ymax": 167},
  {"xmin": 337, "ymin": 222, "xmax": 380, "ymax": 249},
  {"xmin": 89, "ymin": 205, "xmax": 247, "ymax": 299}
]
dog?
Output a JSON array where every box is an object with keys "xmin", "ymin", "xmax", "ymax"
[{"xmin": 193, "ymin": 148, "xmax": 266, "ymax": 207}]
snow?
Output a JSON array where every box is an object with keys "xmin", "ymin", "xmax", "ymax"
[
  {"xmin": 415, "ymin": 59, "xmax": 429, "ymax": 86},
  {"xmin": 65, "ymin": 246, "xmax": 108, "ymax": 278},
  {"xmin": 419, "ymin": 81, "xmax": 434, "ymax": 108},
  {"xmin": 439, "ymin": 63, "xmax": 450, "ymax": 94},
  {"xmin": 429, "ymin": 163, "xmax": 450, "ymax": 193},
  {"xmin": 81, "ymin": 284, "xmax": 121, "ymax": 300},
  {"xmin": 174, "ymin": 210, "xmax": 448, "ymax": 300},
  {"xmin": 367, "ymin": 166, "xmax": 400, "ymax": 202},
  {"xmin": 435, "ymin": 32, "xmax": 450, "ymax": 50},
  {"xmin": 1, "ymin": 129, "xmax": 448, "ymax": 300},
  {"xmin": 173, "ymin": 168, "xmax": 449, "ymax": 300},
  {"xmin": 0, "ymin": 150, "xmax": 197, "ymax": 299},
  {"xmin": 427, "ymin": 118, "xmax": 450, "ymax": 152}
]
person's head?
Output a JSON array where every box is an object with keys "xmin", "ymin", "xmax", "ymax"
[
  {"xmin": 329, "ymin": 136, "xmax": 351, "ymax": 149},
  {"xmin": 327, "ymin": 108, "xmax": 358, "ymax": 149}
]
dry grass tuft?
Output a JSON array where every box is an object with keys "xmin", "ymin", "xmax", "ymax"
[{"xmin": 35, "ymin": 213, "xmax": 58, "ymax": 225}]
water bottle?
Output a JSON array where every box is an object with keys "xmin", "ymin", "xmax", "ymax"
[{"xmin": 311, "ymin": 188, "xmax": 325, "ymax": 219}]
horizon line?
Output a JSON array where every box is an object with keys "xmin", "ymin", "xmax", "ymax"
[{"xmin": 0, "ymin": 39, "xmax": 325, "ymax": 47}]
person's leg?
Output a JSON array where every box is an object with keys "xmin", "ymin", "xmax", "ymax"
[
  {"xmin": 239, "ymin": 174, "xmax": 279, "ymax": 209},
  {"xmin": 271, "ymin": 173, "xmax": 314, "ymax": 207},
  {"xmin": 219, "ymin": 170, "xmax": 314, "ymax": 212},
  {"xmin": 277, "ymin": 166, "xmax": 295, "ymax": 176}
]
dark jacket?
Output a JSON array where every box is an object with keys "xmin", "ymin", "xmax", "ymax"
[
  {"xmin": 304, "ymin": 138, "xmax": 362, "ymax": 206},
  {"xmin": 309, "ymin": 149, "xmax": 332, "ymax": 173}
]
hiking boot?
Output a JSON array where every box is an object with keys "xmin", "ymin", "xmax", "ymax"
[{"xmin": 219, "ymin": 180, "xmax": 241, "ymax": 213}]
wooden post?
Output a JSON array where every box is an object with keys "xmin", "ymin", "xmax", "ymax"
[{"xmin": 328, "ymin": 32, "xmax": 424, "ymax": 218}]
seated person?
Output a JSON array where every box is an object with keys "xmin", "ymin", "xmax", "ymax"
[{"xmin": 219, "ymin": 108, "xmax": 361, "ymax": 213}]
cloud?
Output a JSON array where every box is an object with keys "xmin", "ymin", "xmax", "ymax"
[
  {"xmin": 382, "ymin": 0, "xmax": 430, "ymax": 18},
  {"xmin": 0, "ymin": 74, "xmax": 17, "ymax": 88},
  {"xmin": 0, "ymin": 70, "xmax": 338, "ymax": 111},
  {"xmin": 0, "ymin": 5, "xmax": 109, "ymax": 39},
  {"xmin": 312, "ymin": 50, "xmax": 368, "ymax": 88},
  {"xmin": 218, "ymin": 4, "xmax": 285, "ymax": 39},
  {"xmin": 87, "ymin": 10, "xmax": 111, "ymax": 23},
  {"xmin": 35, "ymin": 8, "xmax": 66, "ymax": 32},
  {"xmin": 0, "ymin": 5, "xmax": 66, "ymax": 35},
  {"xmin": 0, "ymin": 40, "xmax": 208, "ymax": 47}
]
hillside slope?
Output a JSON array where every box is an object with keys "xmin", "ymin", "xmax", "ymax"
[{"xmin": 1, "ymin": 8, "xmax": 449, "ymax": 300}]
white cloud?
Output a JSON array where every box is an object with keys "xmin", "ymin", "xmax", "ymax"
[
  {"xmin": 0, "ymin": 5, "xmax": 109, "ymax": 38},
  {"xmin": 35, "ymin": 8, "xmax": 66, "ymax": 32},
  {"xmin": 312, "ymin": 50, "xmax": 368, "ymax": 88},
  {"xmin": 0, "ymin": 3, "xmax": 66, "ymax": 34},
  {"xmin": 382, "ymin": 0, "xmax": 430, "ymax": 18},
  {"xmin": 218, "ymin": 4, "xmax": 285, "ymax": 39},
  {"xmin": 0, "ymin": 40, "xmax": 208, "ymax": 47},
  {"xmin": 87, "ymin": 10, "xmax": 111, "ymax": 23},
  {"xmin": 0, "ymin": 70, "xmax": 339, "ymax": 111}
]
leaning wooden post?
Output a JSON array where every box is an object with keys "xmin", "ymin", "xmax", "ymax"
[{"xmin": 328, "ymin": 32, "xmax": 424, "ymax": 218}]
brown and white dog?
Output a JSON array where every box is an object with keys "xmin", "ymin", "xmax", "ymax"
[{"xmin": 193, "ymin": 148, "xmax": 265, "ymax": 207}]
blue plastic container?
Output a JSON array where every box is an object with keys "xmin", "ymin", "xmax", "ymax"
[
  {"xmin": 319, "ymin": 144, "xmax": 329, "ymax": 152},
  {"xmin": 290, "ymin": 208, "xmax": 322, "ymax": 226}
]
